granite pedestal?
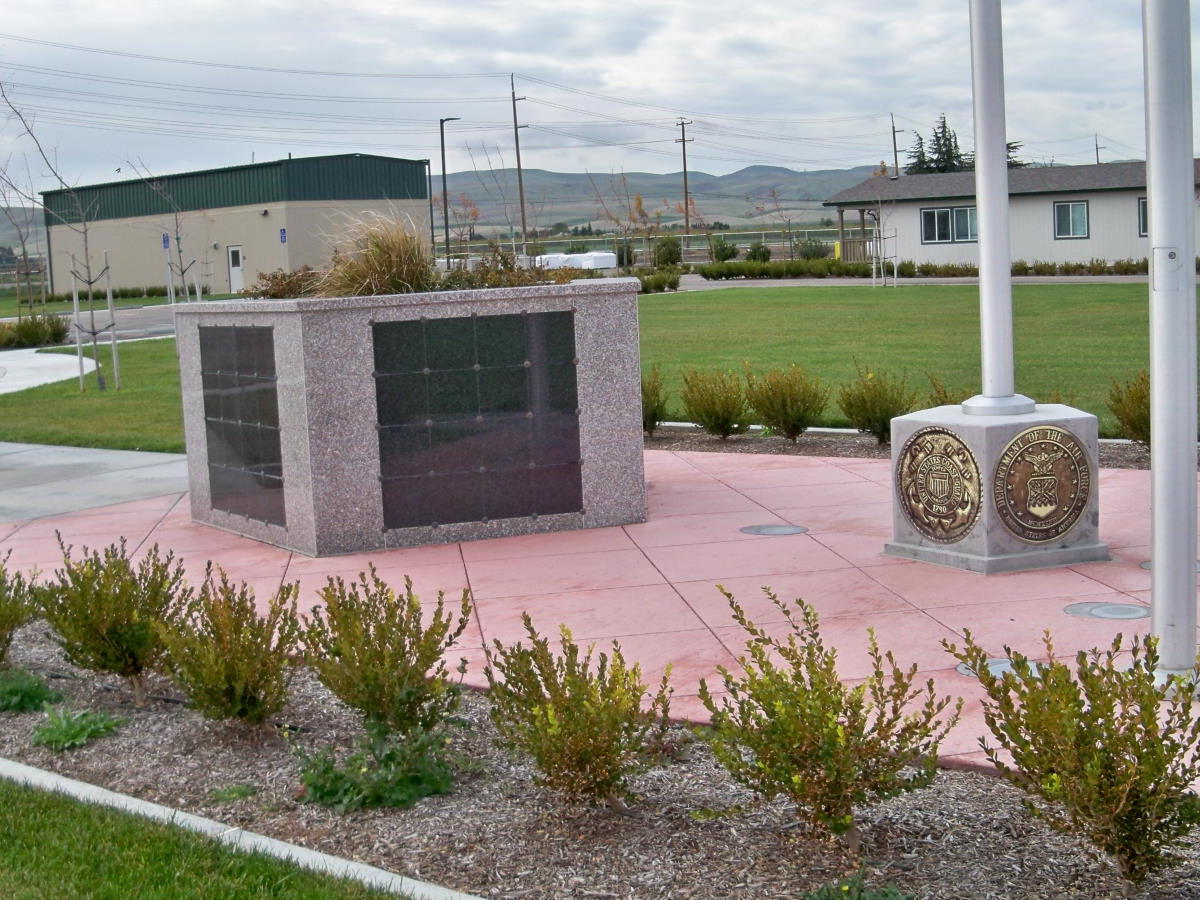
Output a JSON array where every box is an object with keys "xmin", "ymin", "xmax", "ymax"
[
  {"xmin": 174, "ymin": 278, "xmax": 646, "ymax": 557},
  {"xmin": 886, "ymin": 404, "xmax": 1109, "ymax": 573}
]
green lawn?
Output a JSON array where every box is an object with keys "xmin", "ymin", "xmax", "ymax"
[
  {"xmin": 0, "ymin": 779, "xmax": 392, "ymax": 899},
  {"xmin": 0, "ymin": 340, "xmax": 184, "ymax": 452},
  {"xmin": 641, "ymin": 282, "xmax": 1156, "ymax": 433},
  {"xmin": 0, "ymin": 283, "xmax": 1166, "ymax": 451}
]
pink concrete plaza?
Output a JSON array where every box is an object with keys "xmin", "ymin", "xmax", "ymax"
[{"xmin": 0, "ymin": 448, "xmax": 1165, "ymax": 769}]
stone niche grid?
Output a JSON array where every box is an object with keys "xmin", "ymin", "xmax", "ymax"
[{"xmin": 175, "ymin": 279, "xmax": 646, "ymax": 557}]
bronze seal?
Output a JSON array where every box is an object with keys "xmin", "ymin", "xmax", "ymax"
[
  {"xmin": 896, "ymin": 427, "xmax": 981, "ymax": 543},
  {"xmin": 993, "ymin": 426, "xmax": 1091, "ymax": 543}
]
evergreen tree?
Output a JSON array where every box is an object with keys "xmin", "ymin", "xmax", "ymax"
[
  {"xmin": 905, "ymin": 116, "xmax": 1027, "ymax": 174},
  {"xmin": 905, "ymin": 134, "xmax": 932, "ymax": 174}
]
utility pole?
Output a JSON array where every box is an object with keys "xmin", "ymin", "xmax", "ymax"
[
  {"xmin": 510, "ymin": 74, "xmax": 529, "ymax": 258},
  {"xmin": 676, "ymin": 118, "xmax": 693, "ymax": 234},
  {"xmin": 1094, "ymin": 133, "xmax": 1106, "ymax": 164},
  {"xmin": 890, "ymin": 114, "xmax": 904, "ymax": 178},
  {"xmin": 439, "ymin": 116, "xmax": 460, "ymax": 265},
  {"xmin": 424, "ymin": 160, "xmax": 435, "ymax": 252}
]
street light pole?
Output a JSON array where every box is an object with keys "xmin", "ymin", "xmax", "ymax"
[{"xmin": 439, "ymin": 116, "xmax": 460, "ymax": 266}]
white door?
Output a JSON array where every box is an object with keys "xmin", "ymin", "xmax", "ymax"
[{"xmin": 227, "ymin": 245, "xmax": 245, "ymax": 293}]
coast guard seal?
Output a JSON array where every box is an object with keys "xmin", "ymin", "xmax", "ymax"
[{"xmin": 896, "ymin": 426, "xmax": 981, "ymax": 543}]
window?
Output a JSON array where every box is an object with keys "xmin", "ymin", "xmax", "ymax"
[
  {"xmin": 1054, "ymin": 200, "xmax": 1089, "ymax": 239},
  {"xmin": 921, "ymin": 206, "xmax": 976, "ymax": 243},
  {"xmin": 1138, "ymin": 196, "xmax": 1148, "ymax": 237}
]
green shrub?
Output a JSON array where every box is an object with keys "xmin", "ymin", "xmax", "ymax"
[
  {"xmin": 484, "ymin": 614, "xmax": 672, "ymax": 802},
  {"xmin": 653, "ymin": 235, "xmax": 682, "ymax": 267},
  {"xmin": 744, "ymin": 365, "xmax": 829, "ymax": 442},
  {"xmin": 946, "ymin": 632, "xmax": 1200, "ymax": 884},
  {"xmin": 0, "ymin": 553, "xmax": 37, "ymax": 668},
  {"xmin": 0, "ymin": 669, "xmax": 62, "ymax": 712},
  {"xmin": 797, "ymin": 239, "xmax": 831, "ymax": 260},
  {"xmin": 1086, "ymin": 257, "xmax": 1111, "ymax": 275},
  {"xmin": 641, "ymin": 364, "xmax": 670, "ymax": 438},
  {"xmin": 700, "ymin": 588, "xmax": 960, "ymax": 852},
  {"xmin": 895, "ymin": 260, "xmax": 916, "ymax": 278},
  {"xmin": 42, "ymin": 540, "xmax": 188, "ymax": 707},
  {"xmin": 301, "ymin": 567, "xmax": 472, "ymax": 735},
  {"xmin": 1112, "ymin": 258, "xmax": 1142, "ymax": 275},
  {"xmin": 159, "ymin": 570, "xmax": 300, "ymax": 725},
  {"xmin": 804, "ymin": 873, "xmax": 910, "ymax": 900},
  {"xmin": 1031, "ymin": 260, "xmax": 1058, "ymax": 276},
  {"xmin": 925, "ymin": 373, "xmax": 974, "ymax": 408},
  {"xmin": 33, "ymin": 707, "xmax": 124, "ymax": 751},
  {"xmin": 315, "ymin": 217, "xmax": 436, "ymax": 297},
  {"xmin": 745, "ymin": 240, "xmax": 771, "ymax": 263},
  {"xmin": 295, "ymin": 724, "xmax": 454, "ymax": 813},
  {"xmin": 838, "ymin": 364, "xmax": 917, "ymax": 444},
  {"xmin": 681, "ymin": 369, "xmax": 752, "ymax": 439},
  {"xmin": 248, "ymin": 266, "xmax": 320, "ymax": 299},
  {"xmin": 563, "ymin": 241, "xmax": 589, "ymax": 254},
  {"xmin": 710, "ymin": 234, "xmax": 738, "ymax": 262},
  {"xmin": 8, "ymin": 313, "xmax": 69, "ymax": 348},
  {"xmin": 916, "ymin": 261, "xmax": 938, "ymax": 277},
  {"xmin": 1010, "ymin": 259, "xmax": 1031, "ymax": 276},
  {"xmin": 1107, "ymin": 369, "xmax": 1150, "ymax": 447}
]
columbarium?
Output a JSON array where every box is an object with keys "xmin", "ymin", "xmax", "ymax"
[{"xmin": 174, "ymin": 279, "xmax": 646, "ymax": 556}]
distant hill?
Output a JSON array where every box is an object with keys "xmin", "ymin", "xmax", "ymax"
[{"xmin": 444, "ymin": 164, "xmax": 875, "ymax": 233}]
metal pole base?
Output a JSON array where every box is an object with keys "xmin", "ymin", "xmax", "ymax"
[{"xmin": 961, "ymin": 393, "xmax": 1036, "ymax": 416}]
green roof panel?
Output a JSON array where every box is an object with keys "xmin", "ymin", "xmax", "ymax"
[{"xmin": 42, "ymin": 154, "xmax": 428, "ymax": 225}]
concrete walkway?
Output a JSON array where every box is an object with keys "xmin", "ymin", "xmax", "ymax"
[
  {"xmin": 0, "ymin": 347, "xmax": 96, "ymax": 395},
  {"xmin": 0, "ymin": 442, "xmax": 187, "ymax": 521},
  {"xmin": 0, "ymin": 442, "xmax": 1164, "ymax": 771}
]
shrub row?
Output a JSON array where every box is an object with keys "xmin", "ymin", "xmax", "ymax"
[
  {"xmin": 700, "ymin": 257, "xmax": 1158, "ymax": 281},
  {"xmin": 650, "ymin": 365, "xmax": 1156, "ymax": 446},
  {"xmin": 658, "ymin": 365, "xmax": 913, "ymax": 444},
  {"xmin": 20, "ymin": 285, "xmax": 209, "ymax": 305},
  {"xmin": 0, "ymin": 313, "xmax": 69, "ymax": 348},
  {"xmin": 5, "ymin": 541, "xmax": 1200, "ymax": 885},
  {"xmin": 637, "ymin": 267, "xmax": 681, "ymax": 294}
]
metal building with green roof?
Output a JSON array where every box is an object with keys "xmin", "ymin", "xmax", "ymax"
[{"xmin": 42, "ymin": 153, "xmax": 430, "ymax": 294}]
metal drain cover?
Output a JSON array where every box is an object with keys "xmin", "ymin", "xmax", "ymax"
[
  {"xmin": 739, "ymin": 524, "xmax": 808, "ymax": 536},
  {"xmin": 1138, "ymin": 560, "xmax": 1200, "ymax": 571},
  {"xmin": 1063, "ymin": 601, "xmax": 1150, "ymax": 620},
  {"xmin": 955, "ymin": 658, "xmax": 1043, "ymax": 679}
]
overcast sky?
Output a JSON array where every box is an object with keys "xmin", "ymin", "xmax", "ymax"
[{"xmin": 0, "ymin": 0, "xmax": 1185, "ymax": 194}]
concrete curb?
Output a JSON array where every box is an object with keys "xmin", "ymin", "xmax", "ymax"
[
  {"xmin": 660, "ymin": 421, "xmax": 1138, "ymax": 445},
  {"xmin": 0, "ymin": 756, "xmax": 483, "ymax": 900}
]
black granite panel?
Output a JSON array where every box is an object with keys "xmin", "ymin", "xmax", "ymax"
[
  {"xmin": 374, "ymin": 312, "xmax": 581, "ymax": 529},
  {"xmin": 535, "ymin": 463, "xmax": 584, "ymax": 516},
  {"xmin": 199, "ymin": 325, "xmax": 285, "ymax": 528},
  {"xmin": 373, "ymin": 320, "xmax": 425, "ymax": 374},
  {"xmin": 476, "ymin": 314, "xmax": 527, "ymax": 367}
]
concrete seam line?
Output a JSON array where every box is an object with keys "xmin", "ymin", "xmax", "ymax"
[{"xmin": 0, "ymin": 756, "xmax": 483, "ymax": 900}]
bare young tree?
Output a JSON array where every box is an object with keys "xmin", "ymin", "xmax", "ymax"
[
  {"xmin": 125, "ymin": 158, "xmax": 199, "ymax": 301},
  {"xmin": 750, "ymin": 188, "xmax": 801, "ymax": 260},
  {"xmin": 0, "ymin": 79, "xmax": 112, "ymax": 390},
  {"xmin": 588, "ymin": 171, "xmax": 659, "ymax": 266},
  {"xmin": 0, "ymin": 154, "xmax": 45, "ymax": 313}
]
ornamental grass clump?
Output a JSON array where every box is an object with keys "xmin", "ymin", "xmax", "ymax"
[
  {"xmin": 744, "ymin": 365, "xmax": 830, "ymax": 442},
  {"xmin": 945, "ymin": 631, "xmax": 1200, "ymax": 885},
  {"xmin": 699, "ymin": 588, "xmax": 961, "ymax": 852},
  {"xmin": 0, "ymin": 552, "xmax": 37, "ymax": 668},
  {"xmin": 641, "ymin": 364, "xmax": 670, "ymax": 437},
  {"xmin": 837, "ymin": 363, "xmax": 917, "ymax": 444},
  {"xmin": 484, "ymin": 614, "xmax": 673, "ymax": 803},
  {"xmin": 315, "ymin": 216, "xmax": 436, "ymax": 297},
  {"xmin": 41, "ymin": 539, "xmax": 188, "ymax": 707},
  {"xmin": 681, "ymin": 369, "xmax": 752, "ymax": 439},
  {"xmin": 1107, "ymin": 369, "xmax": 1150, "ymax": 447},
  {"xmin": 158, "ymin": 568, "xmax": 300, "ymax": 726},
  {"xmin": 301, "ymin": 566, "xmax": 472, "ymax": 736}
]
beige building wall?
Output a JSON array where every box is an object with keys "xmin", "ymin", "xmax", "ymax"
[
  {"xmin": 48, "ymin": 198, "xmax": 429, "ymax": 296},
  {"xmin": 881, "ymin": 189, "xmax": 1199, "ymax": 266},
  {"xmin": 282, "ymin": 199, "xmax": 431, "ymax": 273}
]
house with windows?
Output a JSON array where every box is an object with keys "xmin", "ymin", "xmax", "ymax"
[
  {"xmin": 41, "ymin": 153, "xmax": 430, "ymax": 295},
  {"xmin": 822, "ymin": 160, "xmax": 1199, "ymax": 266}
]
